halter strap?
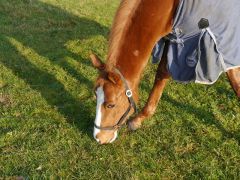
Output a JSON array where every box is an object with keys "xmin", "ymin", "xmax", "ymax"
[
  {"xmin": 114, "ymin": 68, "xmax": 137, "ymax": 113},
  {"xmin": 94, "ymin": 68, "xmax": 137, "ymax": 131}
]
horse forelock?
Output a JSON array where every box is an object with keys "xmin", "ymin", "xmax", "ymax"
[{"xmin": 107, "ymin": 0, "xmax": 141, "ymax": 66}]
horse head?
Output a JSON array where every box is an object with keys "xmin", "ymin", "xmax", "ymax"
[{"xmin": 90, "ymin": 54, "xmax": 137, "ymax": 144}]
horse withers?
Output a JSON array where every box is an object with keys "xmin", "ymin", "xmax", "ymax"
[{"xmin": 90, "ymin": 0, "xmax": 240, "ymax": 144}]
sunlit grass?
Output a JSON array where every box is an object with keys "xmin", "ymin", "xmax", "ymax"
[{"xmin": 0, "ymin": 0, "xmax": 240, "ymax": 179}]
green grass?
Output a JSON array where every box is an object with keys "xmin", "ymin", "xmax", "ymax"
[{"xmin": 0, "ymin": 0, "xmax": 240, "ymax": 179}]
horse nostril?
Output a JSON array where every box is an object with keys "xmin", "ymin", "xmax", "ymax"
[
  {"xmin": 94, "ymin": 134, "xmax": 100, "ymax": 143},
  {"xmin": 95, "ymin": 135, "xmax": 105, "ymax": 144},
  {"xmin": 96, "ymin": 138, "xmax": 107, "ymax": 145}
]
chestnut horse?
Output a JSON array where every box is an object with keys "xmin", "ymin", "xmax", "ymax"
[{"xmin": 90, "ymin": 0, "xmax": 240, "ymax": 144}]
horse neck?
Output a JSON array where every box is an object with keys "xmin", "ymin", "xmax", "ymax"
[{"xmin": 107, "ymin": 0, "xmax": 179, "ymax": 89}]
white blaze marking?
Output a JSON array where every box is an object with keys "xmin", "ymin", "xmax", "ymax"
[
  {"xmin": 93, "ymin": 86, "xmax": 119, "ymax": 143},
  {"xmin": 133, "ymin": 50, "xmax": 139, "ymax": 57},
  {"xmin": 93, "ymin": 86, "xmax": 104, "ymax": 141},
  {"xmin": 110, "ymin": 131, "xmax": 118, "ymax": 143}
]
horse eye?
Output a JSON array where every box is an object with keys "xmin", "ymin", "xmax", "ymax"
[{"xmin": 106, "ymin": 104, "xmax": 115, "ymax": 109}]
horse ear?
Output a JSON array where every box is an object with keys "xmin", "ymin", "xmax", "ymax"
[
  {"xmin": 90, "ymin": 54, "xmax": 105, "ymax": 71},
  {"xmin": 107, "ymin": 72, "xmax": 121, "ymax": 85}
]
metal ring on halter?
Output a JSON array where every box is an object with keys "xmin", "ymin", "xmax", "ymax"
[{"xmin": 126, "ymin": 90, "xmax": 133, "ymax": 97}]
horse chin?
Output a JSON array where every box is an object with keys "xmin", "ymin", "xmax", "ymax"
[{"xmin": 109, "ymin": 131, "xmax": 118, "ymax": 143}]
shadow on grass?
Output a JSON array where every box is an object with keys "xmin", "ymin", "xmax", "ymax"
[
  {"xmin": 0, "ymin": 0, "xmax": 109, "ymax": 136},
  {"xmin": 139, "ymin": 62, "xmax": 240, "ymax": 145},
  {"xmin": 161, "ymin": 95, "xmax": 240, "ymax": 145}
]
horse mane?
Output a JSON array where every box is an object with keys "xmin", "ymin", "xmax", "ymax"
[{"xmin": 107, "ymin": 0, "xmax": 141, "ymax": 66}]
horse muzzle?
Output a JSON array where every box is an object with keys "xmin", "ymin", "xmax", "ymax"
[{"xmin": 94, "ymin": 130, "xmax": 118, "ymax": 144}]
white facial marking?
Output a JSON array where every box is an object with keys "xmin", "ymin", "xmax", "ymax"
[
  {"xmin": 93, "ymin": 86, "xmax": 104, "ymax": 141},
  {"xmin": 93, "ymin": 86, "xmax": 119, "ymax": 144},
  {"xmin": 133, "ymin": 50, "xmax": 139, "ymax": 57},
  {"xmin": 110, "ymin": 131, "xmax": 118, "ymax": 143}
]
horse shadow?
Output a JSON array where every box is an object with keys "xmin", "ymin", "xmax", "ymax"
[
  {"xmin": 160, "ymin": 92, "xmax": 240, "ymax": 145},
  {"xmin": 138, "ymin": 62, "xmax": 240, "ymax": 144},
  {"xmin": 0, "ymin": 0, "xmax": 109, "ymax": 135}
]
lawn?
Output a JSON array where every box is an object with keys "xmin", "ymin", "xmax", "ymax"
[{"xmin": 0, "ymin": 0, "xmax": 240, "ymax": 179}]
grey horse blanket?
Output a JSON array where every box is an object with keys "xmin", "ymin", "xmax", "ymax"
[{"xmin": 152, "ymin": 0, "xmax": 240, "ymax": 84}]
